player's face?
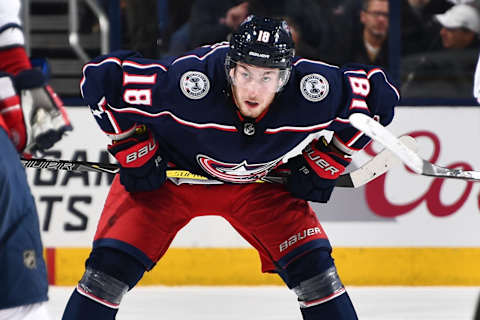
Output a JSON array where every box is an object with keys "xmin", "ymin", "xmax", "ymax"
[{"xmin": 230, "ymin": 62, "xmax": 280, "ymax": 118}]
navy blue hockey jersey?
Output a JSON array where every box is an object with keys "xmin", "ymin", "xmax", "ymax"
[{"xmin": 80, "ymin": 43, "xmax": 399, "ymax": 183}]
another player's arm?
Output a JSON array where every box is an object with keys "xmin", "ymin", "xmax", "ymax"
[{"xmin": 0, "ymin": 22, "xmax": 72, "ymax": 156}]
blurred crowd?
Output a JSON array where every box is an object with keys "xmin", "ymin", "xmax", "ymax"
[{"xmin": 82, "ymin": 0, "xmax": 480, "ymax": 100}]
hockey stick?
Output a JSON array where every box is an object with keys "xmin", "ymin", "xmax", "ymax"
[
  {"xmin": 349, "ymin": 113, "xmax": 480, "ymax": 181},
  {"xmin": 20, "ymin": 136, "xmax": 415, "ymax": 188}
]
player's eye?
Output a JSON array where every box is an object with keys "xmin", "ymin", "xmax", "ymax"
[
  {"xmin": 262, "ymin": 76, "xmax": 272, "ymax": 82},
  {"xmin": 240, "ymin": 72, "xmax": 250, "ymax": 79}
]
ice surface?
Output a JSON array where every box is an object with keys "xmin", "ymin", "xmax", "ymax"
[{"xmin": 48, "ymin": 286, "xmax": 479, "ymax": 319}]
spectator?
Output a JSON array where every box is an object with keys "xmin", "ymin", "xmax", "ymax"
[
  {"xmin": 165, "ymin": 1, "xmax": 251, "ymax": 57},
  {"xmin": 331, "ymin": 0, "xmax": 364, "ymax": 63},
  {"xmin": 188, "ymin": 1, "xmax": 250, "ymax": 49},
  {"xmin": 341, "ymin": 0, "xmax": 390, "ymax": 68},
  {"xmin": 401, "ymin": 4, "xmax": 480, "ymax": 98},
  {"xmin": 282, "ymin": 0, "xmax": 345, "ymax": 63},
  {"xmin": 402, "ymin": 0, "xmax": 453, "ymax": 55},
  {"xmin": 408, "ymin": 0, "xmax": 452, "ymax": 15},
  {"xmin": 162, "ymin": 0, "xmax": 194, "ymax": 57},
  {"xmin": 436, "ymin": 4, "xmax": 480, "ymax": 48},
  {"xmin": 167, "ymin": 0, "xmax": 357, "ymax": 65},
  {"xmin": 252, "ymin": 0, "xmax": 364, "ymax": 65},
  {"xmin": 123, "ymin": 0, "xmax": 159, "ymax": 58}
]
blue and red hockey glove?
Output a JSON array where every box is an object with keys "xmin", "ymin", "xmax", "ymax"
[
  {"xmin": 286, "ymin": 137, "xmax": 351, "ymax": 203},
  {"xmin": 108, "ymin": 125, "xmax": 167, "ymax": 192}
]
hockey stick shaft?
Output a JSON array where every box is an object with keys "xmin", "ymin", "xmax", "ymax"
[
  {"xmin": 20, "ymin": 157, "xmax": 343, "ymax": 185},
  {"xmin": 20, "ymin": 140, "xmax": 410, "ymax": 188},
  {"xmin": 349, "ymin": 113, "xmax": 480, "ymax": 181}
]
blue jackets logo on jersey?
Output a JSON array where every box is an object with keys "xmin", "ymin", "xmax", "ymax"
[
  {"xmin": 300, "ymin": 73, "xmax": 329, "ymax": 102},
  {"xmin": 197, "ymin": 154, "xmax": 280, "ymax": 183},
  {"xmin": 180, "ymin": 71, "xmax": 210, "ymax": 100}
]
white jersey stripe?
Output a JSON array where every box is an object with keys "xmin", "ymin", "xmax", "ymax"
[
  {"xmin": 172, "ymin": 43, "xmax": 230, "ymax": 65},
  {"xmin": 265, "ymin": 121, "xmax": 333, "ymax": 133},
  {"xmin": 109, "ymin": 106, "xmax": 238, "ymax": 132},
  {"xmin": 80, "ymin": 57, "xmax": 122, "ymax": 97},
  {"xmin": 109, "ymin": 106, "xmax": 354, "ymax": 134},
  {"xmin": 367, "ymin": 68, "xmax": 400, "ymax": 100},
  {"xmin": 122, "ymin": 61, "xmax": 167, "ymax": 71},
  {"xmin": 293, "ymin": 58, "xmax": 339, "ymax": 69}
]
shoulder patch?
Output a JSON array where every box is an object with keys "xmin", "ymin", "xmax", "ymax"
[
  {"xmin": 300, "ymin": 73, "xmax": 329, "ymax": 102},
  {"xmin": 180, "ymin": 71, "xmax": 210, "ymax": 100}
]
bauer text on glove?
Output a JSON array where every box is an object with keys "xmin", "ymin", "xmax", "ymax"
[
  {"xmin": 286, "ymin": 138, "xmax": 352, "ymax": 203},
  {"xmin": 108, "ymin": 126, "xmax": 167, "ymax": 192}
]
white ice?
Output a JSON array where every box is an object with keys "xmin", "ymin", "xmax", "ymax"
[{"xmin": 48, "ymin": 286, "xmax": 479, "ymax": 319}]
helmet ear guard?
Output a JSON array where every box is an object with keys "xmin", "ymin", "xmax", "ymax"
[{"xmin": 225, "ymin": 15, "xmax": 295, "ymax": 92}]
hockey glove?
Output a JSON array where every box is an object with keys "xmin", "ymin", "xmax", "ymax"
[
  {"xmin": 108, "ymin": 126, "xmax": 167, "ymax": 192},
  {"xmin": 286, "ymin": 137, "xmax": 351, "ymax": 203},
  {"xmin": 0, "ymin": 69, "xmax": 72, "ymax": 155}
]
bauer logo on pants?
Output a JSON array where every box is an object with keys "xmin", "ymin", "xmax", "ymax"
[{"xmin": 279, "ymin": 227, "xmax": 322, "ymax": 252}]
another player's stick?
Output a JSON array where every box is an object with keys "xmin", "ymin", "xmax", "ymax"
[
  {"xmin": 20, "ymin": 135, "xmax": 415, "ymax": 188},
  {"xmin": 349, "ymin": 113, "xmax": 480, "ymax": 181}
]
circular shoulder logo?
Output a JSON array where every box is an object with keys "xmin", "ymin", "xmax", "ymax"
[
  {"xmin": 300, "ymin": 73, "xmax": 329, "ymax": 102},
  {"xmin": 180, "ymin": 71, "xmax": 210, "ymax": 100}
]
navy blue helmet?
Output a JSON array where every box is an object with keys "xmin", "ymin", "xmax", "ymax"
[
  {"xmin": 228, "ymin": 15, "xmax": 295, "ymax": 68},
  {"xmin": 225, "ymin": 15, "xmax": 295, "ymax": 91}
]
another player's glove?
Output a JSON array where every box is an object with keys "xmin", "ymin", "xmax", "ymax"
[
  {"xmin": 0, "ymin": 69, "xmax": 72, "ymax": 155},
  {"xmin": 285, "ymin": 137, "xmax": 351, "ymax": 203},
  {"xmin": 108, "ymin": 126, "xmax": 167, "ymax": 192}
]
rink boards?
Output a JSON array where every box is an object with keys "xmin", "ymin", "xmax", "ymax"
[{"xmin": 27, "ymin": 107, "xmax": 480, "ymax": 286}]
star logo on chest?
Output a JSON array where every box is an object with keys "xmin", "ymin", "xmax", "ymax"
[
  {"xmin": 197, "ymin": 156, "xmax": 280, "ymax": 183},
  {"xmin": 217, "ymin": 161, "xmax": 257, "ymax": 176}
]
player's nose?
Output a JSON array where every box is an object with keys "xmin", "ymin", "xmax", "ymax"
[{"xmin": 244, "ymin": 83, "xmax": 259, "ymax": 97}]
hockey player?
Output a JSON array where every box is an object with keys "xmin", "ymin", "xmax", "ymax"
[
  {"xmin": 63, "ymin": 16, "xmax": 399, "ymax": 319},
  {"xmin": 0, "ymin": 1, "xmax": 72, "ymax": 319}
]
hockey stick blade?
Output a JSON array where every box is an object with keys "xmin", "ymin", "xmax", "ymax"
[
  {"xmin": 342, "ymin": 135, "xmax": 417, "ymax": 187},
  {"xmin": 349, "ymin": 113, "xmax": 480, "ymax": 182}
]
